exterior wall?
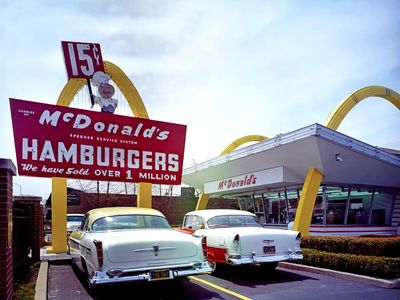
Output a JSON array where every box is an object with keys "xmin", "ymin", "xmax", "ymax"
[
  {"xmin": 13, "ymin": 196, "xmax": 43, "ymax": 260},
  {"xmin": 0, "ymin": 159, "xmax": 16, "ymax": 300}
]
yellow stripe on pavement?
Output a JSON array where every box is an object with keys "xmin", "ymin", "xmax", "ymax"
[{"xmin": 189, "ymin": 276, "xmax": 253, "ymax": 300}]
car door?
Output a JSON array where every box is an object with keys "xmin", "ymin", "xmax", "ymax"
[{"xmin": 69, "ymin": 213, "xmax": 89, "ymax": 270}]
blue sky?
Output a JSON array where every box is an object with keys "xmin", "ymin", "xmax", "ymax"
[{"xmin": 1, "ymin": 0, "xmax": 399, "ymax": 199}]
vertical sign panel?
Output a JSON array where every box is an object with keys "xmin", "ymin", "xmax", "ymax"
[{"xmin": 61, "ymin": 41, "xmax": 105, "ymax": 79}]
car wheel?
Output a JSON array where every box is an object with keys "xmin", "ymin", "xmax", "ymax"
[
  {"xmin": 81, "ymin": 259, "xmax": 95, "ymax": 289},
  {"xmin": 260, "ymin": 262, "xmax": 278, "ymax": 272}
]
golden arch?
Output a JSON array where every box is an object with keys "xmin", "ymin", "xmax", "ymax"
[
  {"xmin": 325, "ymin": 86, "xmax": 400, "ymax": 130},
  {"xmin": 195, "ymin": 135, "xmax": 268, "ymax": 210},
  {"xmin": 49, "ymin": 61, "xmax": 152, "ymax": 253},
  {"xmin": 220, "ymin": 135, "xmax": 268, "ymax": 155},
  {"xmin": 291, "ymin": 86, "xmax": 400, "ymax": 236}
]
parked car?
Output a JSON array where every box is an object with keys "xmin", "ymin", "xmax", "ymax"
[
  {"xmin": 179, "ymin": 209, "xmax": 303, "ymax": 271},
  {"xmin": 67, "ymin": 213, "xmax": 84, "ymax": 234},
  {"xmin": 68, "ymin": 207, "xmax": 212, "ymax": 288}
]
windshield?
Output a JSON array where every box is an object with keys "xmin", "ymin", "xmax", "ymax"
[
  {"xmin": 92, "ymin": 214, "xmax": 171, "ymax": 232},
  {"xmin": 207, "ymin": 215, "xmax": 262, "ymax": 229}
]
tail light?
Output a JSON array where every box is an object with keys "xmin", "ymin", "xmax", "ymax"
[
  {"xmin": 296, "ymin": 232, "xmax": 301, "ymax": 240},
  {"xmin": 295, "ymin": 232, "xmax": 301, "ymax": 249},
  {"xmin": 201, "ymin": 236, "xmax": 208, "ymax": 257},
  {"xmin": 234, "ymin": 234, "xmax": 240, "ymax": 243},
  {"xmin": 93, "ymin": 240, "xmax": 103, "ymax": 268},
  {"xmin": 233, "ymin": 234, "xmax": 240, "ymax": 249}
]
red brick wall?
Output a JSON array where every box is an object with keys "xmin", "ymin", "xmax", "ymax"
[
  {"xmin": 0, "ymin": 159, "xmax": 16, "ymax": 300},
  {"xmin": 66, "ymin": 193, "xmax": 238, "ymax": 225}
]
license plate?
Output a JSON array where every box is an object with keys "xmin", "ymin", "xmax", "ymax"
[
  {"xmin": 263, "ymin": 246, "xmax": 275, "ymax": 254},
  {"xmin": 150, "ymin": 269, "xmax": 171, "ymax": 281}
]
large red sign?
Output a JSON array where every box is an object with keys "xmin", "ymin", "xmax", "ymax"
[
  {"xmin": 9, "ymin": 99, "xmax": 187, "ymax": 184},
  {"xmin": 61, "ymin": 41, "xmax": 105, "ymax": 79}
]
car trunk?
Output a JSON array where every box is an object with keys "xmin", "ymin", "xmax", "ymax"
[
  {"xmin": 210, "ymin": 227, "xmax": 296, "ymax": 256},
  {"xmin": 237, "ymin": 228, "xmax": 296, "ymax": 256},
  {"xmin": 93, "ymin": 229, "xmax": 199, "ymax": 263}
]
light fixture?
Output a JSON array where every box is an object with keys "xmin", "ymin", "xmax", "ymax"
[{"xmin": 335, "ymin": 153, "xmax": 343, "ymax": 162}]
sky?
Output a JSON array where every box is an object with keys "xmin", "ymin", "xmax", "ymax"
[{"xmin": 1, "ymin": 0, "xmax": 399, "ymax": 200}]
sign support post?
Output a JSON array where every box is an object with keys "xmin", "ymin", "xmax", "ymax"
[
  {"xmin": 137, "ymin": 182, "xmax": 152, "ymax": 208},
  {"xmin": 47, "ymin": 177, "xmax": 68, "ymax": 253}
]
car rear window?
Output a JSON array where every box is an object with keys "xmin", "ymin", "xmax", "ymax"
[
  {"xmin": 208, "ymin": 215, "xmax": 262, "ymax": 228},
  {"xmin": 67, "ymin": 215, "xmax": 84, "ymax": 222},
  {"xmin": 92, "ymin": 214, "xmax": 171, "ymax": 231}
]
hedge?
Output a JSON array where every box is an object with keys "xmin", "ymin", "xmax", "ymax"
[
  {"xmin": 301, "ymin": 236, "xmax": 400, "ymax": 257},
  {"xmin": 296, "ymin": 248, "xmax": 400, "ymax": 279}
]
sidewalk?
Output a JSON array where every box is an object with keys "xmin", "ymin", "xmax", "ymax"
[{"xmin": 35, "ymin": 247, "xmax": 73, "ymax": 300}]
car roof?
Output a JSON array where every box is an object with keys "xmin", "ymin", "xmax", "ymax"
[
  {"xmin": 67, "ymin": 213, "xmax": 84, "ymax": 216},
  {"xmin": 185, "ymin": 209, "xmax": 255, "ymax": 221},
  {"xmin": 87, "ymin": 207, "xmax": 166, "ymax": 221}
]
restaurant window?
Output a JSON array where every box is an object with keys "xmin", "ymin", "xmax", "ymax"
[
  {"xmin": 263, "ymin": 188, "xmax": 300, "ymax": 224},
  {"xmin": 325, "ymin": 187, "xmax": 348, "ymax": 224},
  {"xmin": 311, "ymin": 187, "xmax": 325, "ymax": 224},
  {"xmin": 265, "ymin": 192, "xmax": 279, "ymax": 224},
  {"xmin": 346, "ymin": 189, "xmax": 372, "ymax": 225},
  {"xmin": 371, "ymin": 191, "xmax": 394, "ymax": 225},
  {"xmin": 285, "ymin": 189, "xmax": 300, "ymax": 223},
  {"xmin": 264, "ymin": 191, "xmax": 287, "ymax": 224}
]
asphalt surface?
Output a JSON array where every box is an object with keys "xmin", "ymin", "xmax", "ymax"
[{"xmin": 41, "ymin": 260, "xmax": 400, "ymax": 300}]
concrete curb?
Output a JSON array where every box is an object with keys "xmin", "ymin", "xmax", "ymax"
[
  {"xmin": 278, "ymin": 262, "xmax": 400, "ymax": 289},
  {"xmin": 34, "ymin": 261, "xmax": 48, "ymax": 300}
]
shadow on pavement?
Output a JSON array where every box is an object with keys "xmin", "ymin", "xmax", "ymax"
[
  {"xmin": 210, "ymin": 263, "xmax": 318, "ymax": 287},
  {"xmin": 49, "ymin": 262, "xmax": 226, "ymax": 300}
]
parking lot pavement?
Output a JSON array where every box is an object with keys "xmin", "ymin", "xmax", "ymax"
[
  {"xmin": 278, "ymin": 262, "xmax": 400, "ymax": 289},
  {"xmin": 36, "ymin": 258, "xmax": 400, "ymax": 300}
]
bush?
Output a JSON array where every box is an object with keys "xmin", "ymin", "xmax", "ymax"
[
  {"xmin": 297, "ymin": 248, "xmax": 400, "ymax": 279},
  {"xmin": 301, "ymin": 236, "xmax": 400, "ymax": 257}
]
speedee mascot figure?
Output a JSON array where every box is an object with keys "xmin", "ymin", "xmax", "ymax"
[{"xmin": 91, "ymin": 71, "xmax": 118, "ymax": 113}]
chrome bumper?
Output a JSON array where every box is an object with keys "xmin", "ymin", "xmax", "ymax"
[
  {"xmin": 88, "ymin": 261, "xmax": 212, "ymax": 286},
  {"xmin": 228, "ymin": 251, "xmax": 303, "ymax": 266}
]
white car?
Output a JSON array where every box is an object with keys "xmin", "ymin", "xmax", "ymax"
[
  {"xmin": 68, "ymin": 207, "xmax": 212, "ymax": 288},
  {"xmin": 67, "ymin": 213, "xmax": 84, "ymax": 234},
  {"xmin": 180, "ymin": 209, "xmax": 303, "ymax": 271}
]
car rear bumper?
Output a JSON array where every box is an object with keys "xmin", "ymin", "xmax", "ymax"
[
  {"xmin": 88, "ymin": 261, "xmax": 213, "ymax": 286},
  {"xmin": 228, "ymin": 251, "xmax": 303, "ymax": 266}
]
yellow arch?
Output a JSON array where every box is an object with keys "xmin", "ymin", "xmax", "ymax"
[
  {"xmin": 292, "ymin": 85, "xmax": 400, "ymax": 236},
  {"xmin": 220, "ymin": 135, "xmax": 268, "ymax": 155},
  {"xmin": 325, "ymin": 86, "xmax": 400, "ymax": 130},
  {"xmin": 195, "ymin": 135, "xmax": 268, "ymax": 210},
  {"xmin": 49, "ymin": 61, "xmax": 152, "ymax": 253}
]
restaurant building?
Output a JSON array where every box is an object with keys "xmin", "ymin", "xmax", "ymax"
[{"xmin": 182, "ymin": 123, "xmax": 400, "ymax": 236}]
